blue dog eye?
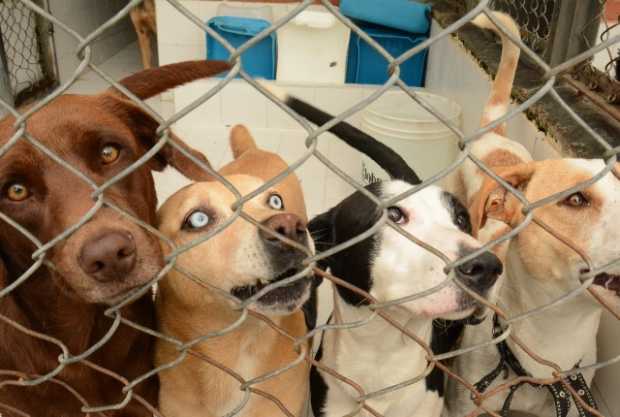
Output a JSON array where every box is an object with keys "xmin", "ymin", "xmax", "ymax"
[
  {"xmin": 186, "ymin": 211, "xmax": 210, "ymax": 229},
  {"xmin": 268, "ymin": 194, "xmax": 284, "ymax": 210}
]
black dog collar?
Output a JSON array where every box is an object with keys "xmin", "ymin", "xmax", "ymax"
[{"xmin": 472, "ymin": 315, "xmax": 598, "ymax": 417}]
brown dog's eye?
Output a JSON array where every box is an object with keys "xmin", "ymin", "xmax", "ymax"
[
  {"xmin": 6, "ymin": 183, "xmax": 30, "ymax": 202},
  {"xmin": 101, "ymin": 144, "xmax": 121, "ymax": 164},
  {"xmin": 562, "ymin": 192, "xmax": 589, "ymax": 208}
]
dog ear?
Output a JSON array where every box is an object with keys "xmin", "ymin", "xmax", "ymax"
[
  {"xmin": 469, "ymin": 162, "xmax": 536, "ymax": 236},
  {"xmin": 109, "ymin": 60, "xmax": 230, "ymax": 100},
  {"xmin": 0, "ymin": 254, "xmax": 6, "ymax": 288},
  {"xmin": 230, "ymin": 124, "xmax": 258, "ymax": 159},
  {"xmin": 100, "ymin": 95, "xmax": 214, "ymax": 181},
  {"xmin": 100, "ymin": 60, "xmax": 231, "ymax": 181}
]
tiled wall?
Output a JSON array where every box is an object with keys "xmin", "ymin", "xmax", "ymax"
[
  {"xmin": 49, "ymin": 0, "xmax": 135, "ymax": 83},
  {"xmin": 155, "ymin": 1, "xmax": 300, "ymax": 69},
  {"xmin": 160, "ymin": 79, "xmax": 373, "ymax": 217}
]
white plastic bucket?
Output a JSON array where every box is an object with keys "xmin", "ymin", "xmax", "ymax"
[
  {"xmin": 364, "ymin": 90, "xmax": 461, "ymax": 133},
  {"xmin": 359, "ymin": 90, "xmax": 461, "ymax": 183}
]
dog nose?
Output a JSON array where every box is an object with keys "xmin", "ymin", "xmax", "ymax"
[
  {"xmin": 78, "ymin": 231, "xmax": 137, "ymax": 282},
  {"xmin": 260, "ymin": 213, "xmax": 307, "ymax": 246},
  {"xmin": 456, "ymin": 251, "xmax": 502, "ymax": 292}
]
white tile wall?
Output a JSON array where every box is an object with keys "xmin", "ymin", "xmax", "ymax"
[{"xmin": 155, "ymin": 0, "xmax": 297, "ymax": 67}]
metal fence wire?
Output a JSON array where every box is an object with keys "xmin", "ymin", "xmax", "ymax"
[
  {"xmin": 489, "ymin": 0, "xmax": 557, "ymax": 54},
  {"xmin": 0, "ymin": 0, "xmax": 45, "ymax": 97},
  {"xmin": 0, "ymin": 0, "xmax": 619, "ymax": 417}
]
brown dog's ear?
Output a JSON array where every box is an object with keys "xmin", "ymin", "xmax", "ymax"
[
  {"xmin": 469, "ymin": 163, "xmax": 536, "ymax": 236},
  {"xmin": 100, "ymin": 95, "xmax": 214, "ymax": 181},
  {"xmin": 100, "ymin": 60, "xmax": 231, "ymax": 181},
  {"xmin": 230, "ymin": 124, "xmax": 257, "ymax": 159},
  {"xmin": 109, "ymin": 60, "xmax": 231, "ymax": 100},
  {"xmin": 0, "ymin": 255, "xmax": 6, "ymax": 288}
]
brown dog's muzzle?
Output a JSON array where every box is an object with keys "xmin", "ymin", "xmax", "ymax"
[{"xmin": 79, "ymin": 231, "xmax": 137, "ymax": 283}]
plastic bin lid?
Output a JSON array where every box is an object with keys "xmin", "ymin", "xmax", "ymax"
[
  {"xmin": 340, "ymin": 0, "xmax": 431, "ymax": 34},
  {"xmin": 207, "ymin": 16, "xmax": 272, "ymax": 36}
]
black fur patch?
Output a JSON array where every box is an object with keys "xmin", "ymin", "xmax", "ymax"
[
  {"xmin": 425, "ymin": 319, "xmax": 466, "ymax": 395},
  {"xmin": 442, "ymin": 191, "xmax": 472, "ymax": 235},
  {"xmin": 310, "ymin": 329, "xmax": 328, "ymax": 417},
  {"xmin": 309, "ymin": 182, "xmax": 384, "ymax": 306}
]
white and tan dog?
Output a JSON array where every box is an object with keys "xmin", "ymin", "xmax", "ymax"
[
  {"xmin": 155, "ymin": 125, "xmax": 312, "ymax": 417},
  {"xmin": 443, "ymin": 12, "xmax": 620, "ymax": 417}
]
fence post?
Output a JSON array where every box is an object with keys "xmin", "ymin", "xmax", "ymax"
[{"xmin": 546, "ymin": 0, "xmax": 603, "ymax": 66}]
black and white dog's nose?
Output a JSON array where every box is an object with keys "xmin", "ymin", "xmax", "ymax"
[{"xmin": 456, "ymin": 251, "xmax": 503, "ymax": 292}]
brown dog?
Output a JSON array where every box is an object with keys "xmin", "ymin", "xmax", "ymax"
[
  {"xmin": 130, "ymin": 0, "xmax": 157, "ymax": 69},
  {"xmin": 0, "ymin": 60, "xmax": 229, "ymax": 417},
  {"xmin": 156, "ymin": 125, "xmax": 312, "ymax": 417}
]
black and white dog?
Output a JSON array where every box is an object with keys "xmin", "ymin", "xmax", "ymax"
[{"xmin": 264, "ymin": 85, "xmax": 503, "ymax": 417}]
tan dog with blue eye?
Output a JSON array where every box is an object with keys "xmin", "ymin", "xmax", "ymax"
[{"xmin": 155, "ymin": 125, "xmax": 313, "ymax": 417}]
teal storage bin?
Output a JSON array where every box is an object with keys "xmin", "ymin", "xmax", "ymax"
[
  {"xmin": 341, "ymin": 0, "xmax": 430, "ymax": 86},
  {"xmin": 206, "ymin": 16, "xmax": 277, "ymax": 79},
  {"xmin": 346, "ymin": 24, "xmax": 428, "ymax": 87},
  {"xmin": 340, "ymin": 0, "xmax": 431, "ymax": 34}
]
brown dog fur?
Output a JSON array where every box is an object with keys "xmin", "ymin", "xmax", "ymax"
[
  {"xmin": 156, "ymin": 125, "xmax": 310, "ymax": 417},
  {"xmin": 0, "ymin": 60, "xmax": 229, "ymax": 417}
]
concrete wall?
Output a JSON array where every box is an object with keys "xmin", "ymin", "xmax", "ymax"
[{"xmin": 48, "ymin": 0, "xmax": 136, "ymax": 83}]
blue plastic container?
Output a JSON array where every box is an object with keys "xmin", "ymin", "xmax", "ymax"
[
  {"xmin": 206, "ymin": 16, "xmax": 276, "ymax": 79},
  {"xmin": 340, "ymin": 0, "xmax": 431, "ymax": 34},
  {"xmin": 346, "ymin": 24, "xmax": 428, "ymax": 87},
  {"xmin": 340, "ymin": 0, "xmax": 430, "ymax": 86}
]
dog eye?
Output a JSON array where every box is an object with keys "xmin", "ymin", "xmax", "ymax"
[
  {"xmin": 5, "ymin": 183, "xmax": 30, "ymax": 202},
  {"xmin": 184, "ymin": 210, "xmax": 210, "ymax": 230},
  {"xmin": 562, "ymin": 192, "xmax": 589, "ymax": 208},
  {"xmin": 101, "ymin": 144, "xmax": 121, "ymax": 165},
  {"xmin": 387, "ymin": 206, "xmax": 407, "ymax": 224},
  {"xmin": 268, "ymin": 194, "xmax": 284, "ymax": 210},
  {"xmin": 455, "ymin": 213, "xmax": 471, "ymax": 232}
]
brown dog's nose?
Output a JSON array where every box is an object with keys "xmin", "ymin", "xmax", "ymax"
[
  {"xmin": 260, "ymin": 213, "xmax": 307, "ymax": 245},
  {"xmin": 78, "ymin": 231, "xmax": 137, "ymax": 283}
]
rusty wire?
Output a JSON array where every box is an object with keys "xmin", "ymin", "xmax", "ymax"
[{"xmin": 0, "ymin": 0, "xmax": 618, "ymax": 417}]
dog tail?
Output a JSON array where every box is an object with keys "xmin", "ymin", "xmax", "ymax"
[
  {"xmin": 111, "ymin": 60, "xmax": 231, "ymax": 100},
  {"xmin": 260, "ymin": 82, "xmax": 421, "ymax": 185},
  {"xmin": 472, "ymin": 12, "xmax": 521, "ymax": 135},
  {"xmin": 230, "ymin": 124, "xmax": 258, "ymax": 158}
]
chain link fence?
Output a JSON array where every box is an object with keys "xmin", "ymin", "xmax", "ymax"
[
  {"xmin": 0, "ymin": 0, "xmax": 57, "ymax": 106},
  {"xmin": 488, "ymin": 0, "xmax": 558, "ymax": 55},
  {"xmin": 0, "ymin": 0, "xmax": 619, "ymax": 417}
]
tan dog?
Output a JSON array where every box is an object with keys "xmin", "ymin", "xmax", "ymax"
[
  {"xmin": 444, "ymin": 13, "xmax": 620, "ymax": 417},
  {"xmin": 130, "ymin": 0, "xmax": 157, "ymax": 69},
  {"xmin": 156, "ymin": 125, "xmax": 312, "ymax": 417}
]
